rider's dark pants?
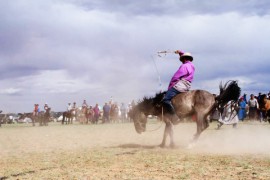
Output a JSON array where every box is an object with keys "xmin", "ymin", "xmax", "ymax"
[{"xmin": 163, "ymin": 87, "xmax": 180, "ymax": 114}]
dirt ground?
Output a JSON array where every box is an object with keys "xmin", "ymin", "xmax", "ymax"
[{"xmin": 0, "ymin": 120, "xmax": 270, "ymax": 179}]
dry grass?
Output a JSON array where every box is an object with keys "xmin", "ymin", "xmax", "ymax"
[{"xmin": 0, "ymin": 120, "xmax": 270, "ymax": 179}]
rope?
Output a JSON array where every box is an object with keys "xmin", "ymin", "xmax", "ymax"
[
  {"xmin": 150, "ymin": 55, "xmax": 162, "ymax": 91},
  {"xmin": 145, "ymin": 119, "xmax": 164, "ymax": 132},
  {"xmin": 145, "ymin": 107, "xmax": 164, "ymax": 132}
]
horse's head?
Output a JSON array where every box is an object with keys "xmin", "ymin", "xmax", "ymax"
[
  {"xmin": 132, "ymin": 107, "xmax": 147, "ymax": 134},
  {"xmin": 258, "ymin": 94, "xmax": 267, "ymax": 110},
  {"xmin": 132, "ymin": 92, "xmax": 166, "ymax": 134},
  {"xmin": 217, "ymin": 80, "xmax": 241, "ymax": 108}
]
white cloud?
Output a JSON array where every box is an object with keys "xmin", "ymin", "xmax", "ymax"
[
  {"xmin": 0, "ymin": 88, "xmax": 22, "ymax": 95},
  {"xmin": 0, "ymin": 0, "xmax": 270, "ymax": 112}
]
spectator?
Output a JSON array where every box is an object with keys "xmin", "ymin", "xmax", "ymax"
[
  {"xmin": 87, "ymin": 106, "xmax": 94, "ymax": 123},
  {"xmin": 93, "ymin": 104, "xmax": 100, "ymax": 124},
  {"xmin": 248, "ymin": 94, "xmax": 258, "ymax": 120},
  {"xmin": 238, "ymin": 97, "xmax": 247, "ymax": 121},
  {"xmin": 120, "ymin": 103, "xmax": 127, "ymax": 122},
  {"xmin": 72, "ymin": 102, "xmax": 77, "ymax": 120},
  {"xmin": 241, "ymin": 93, "xmax": 248, "ymax": 104},
  {"xmin": 103, "ymin": 103, "xmax": 111, "ymax": 123},
  {"xmin": 257, "ymin": 92, "xmax": 264, "ymax": 121}
]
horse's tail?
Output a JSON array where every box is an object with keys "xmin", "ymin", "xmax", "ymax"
[{"xmin": 215, "ymin": 80, "xmax": 241, "ymax": 107}]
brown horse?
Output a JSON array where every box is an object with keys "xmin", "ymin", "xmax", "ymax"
[
  {"xmin": 79, "ymin": 107, "xmax": 88, "ymax": 124},
  {"xmin": 132, "ymin": 80, "xmax": 241, "ymax": 147},
  {"xmin": 39, "ymin": 108, "xmax": 51, "ymax": 126},
  {"xmin": 18, "ymin": 111, "xmax": 49, "ymax": 126},
  {"xmin": 110, "ymin": 104, "xmax": 119, "ymax": 123},
  {"xmin": 62, "ymin": 110, "xmax": 75, "ymax": 124},
  {"xmin": 258, "ymin": 94, "xmax": 270, "ymax": 123}
]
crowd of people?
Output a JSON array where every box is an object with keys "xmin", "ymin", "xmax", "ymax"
[
  {"xmin": 237, "ymin": 92, "xmax": 270, "ymax": 121},
  {"xmin": 61, "ymin": 99, "xmax": 136, "ymax": 124},
  {"xmin": 211, "ymin": 91, "xmax": 270, "ymax": 122}
]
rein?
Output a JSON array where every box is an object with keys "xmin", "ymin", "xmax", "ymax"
[
  {"xmin": 145, "ymin": 120, "xmax": 164, "ymax": 132},
  {"xmin": 145, "ymin": 107, "xmax": 164, "ymax": 132}
]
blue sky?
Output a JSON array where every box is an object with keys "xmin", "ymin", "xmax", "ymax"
[{"xmin": 0, "ymin": 0, "xmax": 270, "ymax": 113}]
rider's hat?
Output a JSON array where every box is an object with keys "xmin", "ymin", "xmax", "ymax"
[{"xmin": 180, "ymin": 52, "xmax": 193, "ymax": 61}]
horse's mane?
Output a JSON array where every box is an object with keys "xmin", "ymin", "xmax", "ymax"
[
  {"xmin": 152, "ymin": 91, "xmax": 166, "ymax": 106},
  {"xmin": 258, "ymin": 94, "xmax": 267, "ymax": 108},
  {"xmin": 137, "ymin": 91, "xmax": 166, "ymax": 115},
  {"xmin": 217, "ymin": 80, "xmax": 241, "ymax": 104}
]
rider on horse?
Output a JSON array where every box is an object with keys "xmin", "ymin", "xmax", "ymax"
[
  {"xmin": 163, "ymin": 50, "xmax": 195, "ymax": 115},
  {"xmin": 44, "ymin": 103, "xmax": 49, "ymax": 111},
  {"xmin": 33, "ymin": 104, "xmax": 39, "ymax": 116},
  {"xmin": 67, "ymin": 103, "xmax": 72, "ymax": 112}
]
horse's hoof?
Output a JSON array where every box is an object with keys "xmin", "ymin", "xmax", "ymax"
[
  {"xmin": 169, "ymin": 143, "xmax": 176, "ymax": 148},
  {"xmin": 159, "ymin": 143, "xmax": 165, "ymax": 148}
]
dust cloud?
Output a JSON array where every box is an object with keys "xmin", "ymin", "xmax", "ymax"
[
  {"xmin": 0, "ymin": 121, "xmax": 269, "ymax": 157},
  {"xmin": 172, "ymin": 121, "xmax": 270, "ymax": 155}
]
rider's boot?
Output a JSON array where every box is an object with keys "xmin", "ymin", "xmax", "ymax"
[{"xmin": 163, "ymin": 101, "xmax": 179, "ymax": 122}]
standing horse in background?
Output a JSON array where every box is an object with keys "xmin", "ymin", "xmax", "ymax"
[
  {"xmin": 40, "ymin": 108, "xmax": 51, "ymax": 126},
  {"xmin": 132, "ymin": 80, "xmax": 241, "ymax": 147},
  {"xmin": 86, "ymin": 107, "xmax": 94, "ymax": 123},
  {"xmin": 78, "ymin": 107, "xmax": 88, "ymax": 124},
  {"xmin": 62, "ymin": 111, "xmax": 71, "ymax": 124},
  {"xmin": 110, "ymin": 104, "xmax": 119, "ymax": 123}
]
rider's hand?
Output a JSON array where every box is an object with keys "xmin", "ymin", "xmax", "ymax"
[{"xmin": 175, "ymin": 50, "xmax": 184, "ymax": 56}]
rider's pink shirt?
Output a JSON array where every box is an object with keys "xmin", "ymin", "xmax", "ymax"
[{"xmin": 168, "ymin": 61, "xmax": 195, "ymax": 90}]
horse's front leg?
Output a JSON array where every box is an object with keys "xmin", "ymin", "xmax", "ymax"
[
  {"xmin": 167, "ymin": 121, "xmax": 175, "ymax": 148},
  {"xmin": 32, "ymin": 117, "xmax": 35, "ymax": 126},
  {"xmin": 160, "ymin": 124, "xmax": 168, "ymax": 148},
  {"xmin": 160, "ymin": 121, "xmax": 174, "ymax": 148},
  {"xmin": 62, "ymin": 116, "xmax": 65, "ymax": 125}
]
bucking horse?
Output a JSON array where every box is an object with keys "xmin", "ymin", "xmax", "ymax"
[{"xmin": 132, "ymin": 80, "xmax": 241, "ymax": 148}]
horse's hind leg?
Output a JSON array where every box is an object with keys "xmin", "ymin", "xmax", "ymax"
[
  {"xmin": 193, "ymin": 114, "xmax": 209, "ymax": 141},
  {"xmin": 193, "ymin": 114, "xmax": 204, "ymax": 141}
]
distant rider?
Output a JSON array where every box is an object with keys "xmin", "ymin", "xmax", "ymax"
[
  {"xmin": 33, "ymin": 104, "xmax": 39, "ymax": 116},
  {"xmin": 44, "ymin": 103, "xmax": 49, "ymax": 111},
  {"xmin": 67, "ymin": 103, "xmax": 72, "ymax": 112}
]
